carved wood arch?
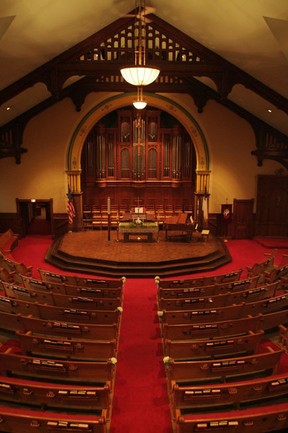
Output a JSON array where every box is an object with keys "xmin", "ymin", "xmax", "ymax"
[{"xmin": 67, "ymin": 92, "xmax": 209, "ymax": 182}]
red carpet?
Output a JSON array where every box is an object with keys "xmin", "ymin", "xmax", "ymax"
[
  {"xmin": 8, "ymin": 235, "xmax": 288, "ymax": 433},
  {"xmin": 110, "ymin": 278, "xmax": 171, "ymax": 433}
]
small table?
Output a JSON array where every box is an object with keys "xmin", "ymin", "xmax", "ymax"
[{"xmin": 117, "ymin": 221, "xmax": 159, "ymax": 242}]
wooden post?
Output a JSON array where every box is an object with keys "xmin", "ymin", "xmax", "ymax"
[{"xmin": 107, "ymin": 197, "xmax": 111, "ymax": 241}]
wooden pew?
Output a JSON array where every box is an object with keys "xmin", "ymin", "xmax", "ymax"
[
  {"xmin": 259, "ymin": 309, "xmax": 288, "ymax": 331},
  {"xmin": 0, "ymin": 294, "xmax": 40, "ymax": 316},
  {"xmin": 0, "ymin": 350, "xmax": 116, "ymax": 384},
  {"xmin": 52, "ymin": 292, "xmax": 122, "ymax": 310},
  {"xmin": 158, "ymin": 281, "xmax": 278, "ymax": 309},
  {"xmin": 163, "ymin": 330, "xmax": 264, "ymax": 361},
  {"xmin": 164, "ymin": 347, "xmax": 283, "ymax": 384},
  {"xmin": 158, "ymin": 275, "xmax": 262, "ymax": 300},
  {"xmin": 0, "ymin": 295, "xmax": 121, "ymax": 325},
  {"xmin": 17, "ymin": 331, "xmax": 117, "ymax": 361},
  {"xmin": 21, "ymin": 275, "xmax": 123, "ymax": 298},
  {"xmin": 0, "ymin": 255, "xmax": 33, "ymax": 279},
  {"xmin": 0, "ymin": 405, "xmax": 108, "ymax": 433},
  {"xmin": 170, "ymin": 372, "xmax": 288, "ymax": 411},
  {"xmin": 214, "ymin": 270, "xmax": 244, "ymax": 284},
  {"xmin": 20, "ymin": 315, "xmax": 119, "ymax": 341},
  {"xmin": 155, "ymin": 269, "xmax": 243, "ymax": 289},
  {"xmin": 21, "ymin": 275, "xmax": 66, "ymax": 294},
  {"xmin": 265, "ymin": 263, "xmax": 288, "ymax": 284},
  {"xmin": 278, "ymin": 323, "xmax": 288, "ymax": 352},
  {"xmin": 174, "ymin": 402, "xmax": 288, "ymax": 433},
  {"xmin": 75, "ymin": 275, "xmax": 126, "ymax": 288},
  {"xmin": 0, "ymin": 267, "xmax": 15, "ymax": 284},
  {"xmin": 3, "ymin": 283, "xmax": 122, "ymax": 310},
  {"xmin": 37, "ymin": 303, "xmax": 121, "ymax": 325},
  {"xmin": 3, "ymin": 282, "xmax": 54, "ymax": 304},
  {"xmin": 246, "ymin": 254, "xmax": 275, "ymax": 279},
  {"xmin": 162, "ymin": 316, "xmax": 262, "ymax": 341},
  {"xmin": 159, "ymin": 294, "xmax": 288, "ymax": 325},
  {"xmin": 0, "ymin": 229, "xmax": 19, "ymax": 253},
  {"xmin": 160, "ymin": 304, "xmax": 245, "ymax": 325},
  {"xmin": 0, "ymin": 311, "xmax": 119, "ymax": 341},
  {"xmin": 0, "ymin": 376, "xmax": 111, "ymax": 412},
  {"xmin": 64, "ymin": 285, "xmax": 123, "ymax": 299},
  {"xmin": 0, "ymin": 311, "xmax": 26, "ymax": 333},
  {"xmin": 162, "ymin": 309, "xmax": 288, "ymax": 341},
  {"xmin": 38, "ymin": 268, "xmax": 125, "ymax": 288},
  {"xmin": 36, "ymin": 270, "xmax": 80, "ymax": 286}
]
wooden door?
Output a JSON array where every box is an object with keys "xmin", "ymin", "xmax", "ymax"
[
  {"xmin": 255, "ymin": 175, "xmax": 288, "ymax": 237},
  {"xmin": 233, "ymin": 199, "xmax": 254, "ymax": 239}
]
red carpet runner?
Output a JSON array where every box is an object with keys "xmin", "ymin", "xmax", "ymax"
[{"xmin": 110, "ymin": 277, "xmax": 172, "ymax": 433}]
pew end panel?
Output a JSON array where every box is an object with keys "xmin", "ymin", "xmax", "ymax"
[{"xmin": 0, "ymin": 229, "xmax": 19, "ymax": 254}]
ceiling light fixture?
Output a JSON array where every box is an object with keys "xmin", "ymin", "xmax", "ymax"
[
  {"xmin": 133, "ymin": 86, "xmax": 147, "ymax": 109},
  {"xmin": 120, "ymin": 0, "xmax": 160, "ymax": 86}
]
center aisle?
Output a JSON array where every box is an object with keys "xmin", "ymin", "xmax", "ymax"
[{"xmin": 110, "ymin": 277, "xmax": 172, "ymax": 433}]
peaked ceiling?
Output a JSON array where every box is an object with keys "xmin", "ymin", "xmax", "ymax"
[{"xmin": 1, "ymin": 0, "xmax": 288, "ymax": 164}]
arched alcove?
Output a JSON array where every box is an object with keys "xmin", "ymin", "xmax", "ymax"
[
  {"xmin": 67, "ymin": 93, "xmax": 210, "ymax": 173},
  {"xmin": 66, "ymin": 93, "xmax": 211, "ymax": 229}
]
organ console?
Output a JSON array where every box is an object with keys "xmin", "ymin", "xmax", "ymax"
[{"xmin": 163, "ymin": 213, "xmax": 195, "ymax": 241}]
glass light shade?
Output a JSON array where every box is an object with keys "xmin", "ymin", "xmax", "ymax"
[
  {"xmin": 133, "ymin": 100, "xmax": 147, "ymax": 109},
  {"xmin": 120, "ymin": 66, "xmax": 160, "ymax": 86}
]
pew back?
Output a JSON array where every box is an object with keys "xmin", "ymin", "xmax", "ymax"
[
  {"xmin": 17, "ymin": 331, "xmax": 117, "ymax": 361},
  {"xmin": 0, "ymin": 376, "xmax": 111, "ymax": 411},
  {"xmin": 0, "ymin": 406, "xmax": 108, "ymax": 433},
  {"xmin": 165, "ymin": 348, "xmax": 283, "ymax": 384},
  {"xmin": 164, "ymin": 330, "xmax": 264, "ymax": 360},
  {"xmin": 0, "ymin": 351, "xmax": 115, "ymax": 384}
]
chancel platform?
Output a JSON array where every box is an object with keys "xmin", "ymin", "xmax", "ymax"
[{"xmin": 45, "ymin": 230, "xmax": 231, "ymax": 278}]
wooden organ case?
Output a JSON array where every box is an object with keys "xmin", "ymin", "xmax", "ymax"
[{"xmin": 81, "ymin": 107, "xmax": 196, "ymax": 215}]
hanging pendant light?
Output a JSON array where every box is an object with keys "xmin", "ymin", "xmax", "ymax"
[
  {"xmin": 133, "ymin": 86, "xmax": 147, "ymax": 109},
  {"xmin": 120, "ymin": 0, "xmax": 160, "ymax": 86}
]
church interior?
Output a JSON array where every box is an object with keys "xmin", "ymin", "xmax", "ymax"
[{"xmin": 0, "ymin": 1, "xmax": 288, "ymax": 432}]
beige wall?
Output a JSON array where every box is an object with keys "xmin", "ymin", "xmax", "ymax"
[{"xmin": 0, "ymin": 91, "xmax": 283, "ymax": 214}]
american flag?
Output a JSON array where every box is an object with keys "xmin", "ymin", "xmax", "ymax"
[{"xmin": 67, "ymin": 188, "xmax": 76, "ymax": 224}]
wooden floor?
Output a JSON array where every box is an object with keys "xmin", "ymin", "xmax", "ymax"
[{"xmin": 45, "ymin": 229, "xmax": 231, "ymax": 278}]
